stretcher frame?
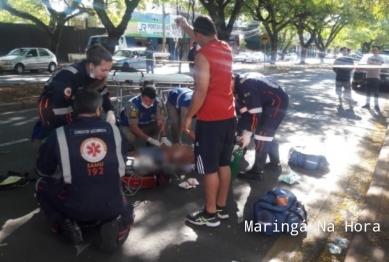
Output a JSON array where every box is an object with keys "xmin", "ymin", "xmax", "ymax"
[{"xmin": 107, "ymin": 70, "xmax": 195, "ymax": 118}]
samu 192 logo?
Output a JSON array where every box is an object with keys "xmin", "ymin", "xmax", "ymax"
[{"xmin": 80, "ymin": 137, "xmax": 107, "ymax": 163}]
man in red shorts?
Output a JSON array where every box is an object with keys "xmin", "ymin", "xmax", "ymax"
[{"xmin": 176, "ymin": 15, "xmax": 236, "ymax": 227}]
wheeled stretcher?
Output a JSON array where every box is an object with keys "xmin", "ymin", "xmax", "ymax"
[{"xmin": 107, "ymin": 71, "xmax": 195, "ymax": 117}]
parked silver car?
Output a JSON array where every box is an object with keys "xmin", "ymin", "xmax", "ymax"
[
  {"xmin": 112, "ymin": 48, "xmax": 147, "ymax": 71},
  {"xmin": 0, "ymin": 47, "xmax": 57, "ymax": 74}
]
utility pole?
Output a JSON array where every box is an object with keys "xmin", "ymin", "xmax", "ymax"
[{"xmin": 162, "ymin": 3, "xmax": 166, "ymax": 52}]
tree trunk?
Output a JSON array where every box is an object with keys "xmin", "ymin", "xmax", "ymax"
[
  {"xmin": 300, "ymin": 47, "xmax": 308, "ymax": 64},
  {"xmin": 107, "ymin": 32, "xmax": 121, "ymax": 54},
  {"xmin": 318, "ymin": 48, "xmax": 326, "ymax": 64},
  {"xmin": 269, "ymin": 33, "xmax": 278, "ymax": 65},
  {"xmin": 49, "ymin": 21, "xmax": 65, "ymax": 56}
]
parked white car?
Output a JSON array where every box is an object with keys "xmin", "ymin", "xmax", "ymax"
[
  {"xmin": 251, "ymin": 52, "xmax": 266, "ymax": 63},
  {"xmin": 112, "ymin": 48, "xmax": 148, "ymax": 71},
  {"xmin": 0, "ymin": 47, "xmax": 57, "ymax": 74},
  {"xmin": 233, "ymin": 52, "xmax": 253, "ymax": 63},
  {"xmin": 284, "ymin": 53, "xmax": 298, "ymax": 62}
]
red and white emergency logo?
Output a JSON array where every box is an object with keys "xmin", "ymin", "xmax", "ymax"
[
  {"xmin": 64, "ymin": 87, "xmax": 72, "ymax": 97},
  {"xmin": 80, "ymin": 138, "xmax": 107, "ymax": 163}
]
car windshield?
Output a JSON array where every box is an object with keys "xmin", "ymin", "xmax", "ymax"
[
  {"xmin": 8, "ymin": 48, "xmax": 29, "ymax": 56},
  {"xmin": 114, "ymin": 50, "xmax": 132, "ymax": 57}
]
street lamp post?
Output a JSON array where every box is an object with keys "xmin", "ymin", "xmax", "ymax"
[{"xmin": 162, "ymin": 3, "xmax": 166, "ymax": 53}]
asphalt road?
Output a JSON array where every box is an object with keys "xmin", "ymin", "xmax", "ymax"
[{"xmin": 0, "ymin": 68, "xmax": 387, "ymax": 261}]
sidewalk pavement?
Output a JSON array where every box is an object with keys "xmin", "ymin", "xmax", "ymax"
[{"xmin": 344, "ymin": 122, "xmax": 389, "ymax": 262}]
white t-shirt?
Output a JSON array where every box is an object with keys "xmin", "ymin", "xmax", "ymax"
[{"xmin": 366, "ymin": 54, "xmax": 385, "ymax": 79}]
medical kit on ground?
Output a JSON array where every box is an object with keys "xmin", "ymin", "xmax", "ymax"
[
  {"xmin": 288, "ymin": 146, "xmax": 329, "ymax": 171},
  {"xmin": 250, "ymin": 188, "xmax": 307, "ymax": 236}
]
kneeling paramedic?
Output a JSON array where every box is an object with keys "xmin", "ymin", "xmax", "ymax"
[
  {"xmin": 35, "ymin": 89, "xmax": 134, "ymax": 252},
  {"xmin": 233, "ymin": 73, "xmax": 289, "ymax": 179},
  {"xmin": 166, "ymin": 87, "xmax": 195, "ymax": 143},
  {"xmin": 38, "ymin": 44, "xmax": 116, "ymax": 136},
  {"xmin": 119, "ymin": 86, "xmax": 172, "ymax": 151}
]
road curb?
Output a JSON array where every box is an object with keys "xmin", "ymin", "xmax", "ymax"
[
  {"xmin": 344, "ymin": 124, "xmax": 389, "ymax": 262},
  {"xmin": 0, "ymin": 100, "xmax": 37, "ymax": 113}
]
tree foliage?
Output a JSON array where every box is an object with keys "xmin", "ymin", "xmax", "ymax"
[
  {"xmin": 244, "ymin": 0, "xmax": 291, "ymax": 64},
  {"xmin": 244, "ymin": 22, "xmax": 261, "ymax": 51},
  {"xmin": 197, "ymin": 0, "xmax": 244, "ymax": 41},
  {"xmin": 92, "ymin": 0, "xmax": 142, "ymax": 54},
  {"xmin": 0, "ymin": 0, "xmax": 91, "ymax": 54}
]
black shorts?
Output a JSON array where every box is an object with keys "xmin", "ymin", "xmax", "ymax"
[{"xmin": 194, "ymin": 118, "xmax": 237, "ymax": 174}]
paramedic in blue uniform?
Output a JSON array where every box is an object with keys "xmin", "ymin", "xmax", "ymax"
[
  {"xmin": 38, "ymin": 44, "xmax": 116, "ymax": 136},
  {"xmin": 35, "ymin": 89, "xmax": 134, "ymax": 252},
  {"xmin": 119, "ymin": 86, "xmax": 172, "ymax": 151},
  {"xmin": 166, "ymin": 87, "xmax": 195, "ymax": 144},
  {"xmin": 233, "ymin": 72, "xmax": 289, "ymax": 179}
]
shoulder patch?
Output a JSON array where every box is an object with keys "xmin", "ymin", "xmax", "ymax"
[{"xmin": 130, "ymin": 110, "xmax": 137, "ymax": 118}]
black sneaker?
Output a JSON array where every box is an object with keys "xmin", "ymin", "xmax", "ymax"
[
  {"xmin": 186, "ymin": 209, "xmax": 220, "ymax": 227},
  {"xmin": 263, "ymin": 163, "xmax": 282, "ymax": 173},
  {"xmin": 362, "ymin": 104, "xmax": 370, "ymax": 109},
  {"xmin": 58, "ymin": 219, "xmax": 83, "ymax": 245},
  {"xmin": 237, "ymin": 167, "xmax": 264, "ymax": 180},
  {"xmin": 216, "ymin": 205, "xmax": 229, "ymax": 220},
  {"xmin": 99, "ymin": 218, "xmax": 119, "ymax": 253}
]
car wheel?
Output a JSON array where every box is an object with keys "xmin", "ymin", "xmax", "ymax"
[
  {"xmin": 14, "ymin": 63, "xmax": 24, "ymax": 74},
  {"xmin": 122, "ymin": 63, "xmax": 130, "ymax": 71},
  {"xmin": 48, "ymin": 62, "xmax": 57, "ymax": 73}
]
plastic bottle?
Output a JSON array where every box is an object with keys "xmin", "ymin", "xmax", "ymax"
[
  {"xmin": 328, "ymin": 243, "xmax": 342, "ymax": 254},
  {"xmin": 230, "ymin": 146, "xmax": 243, "ymax": 181}
]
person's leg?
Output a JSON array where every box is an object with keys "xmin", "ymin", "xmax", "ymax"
[
  {"xmin": 186, "ymin": 120, "xmax": 220, "ymax": 227},
  {"xmin": 99, "ymin": 198, "xmax": 134, "ymax": 252},
  {"xmin": 214, "ymin": 118, "xmax": 236, "ymax": 219},
  {"xmin": 216, "ymin": 166, "xmax": 231, "ymax": 207},
  {"xmin": 264, "ymin": 139, "xmax": 282, "ymax": 174},
  {"xmin": 166, "ymin": 101, "xmax": 181, "ymax": 143},
  {"xmin": 120, "ymin": 126, "xmax": 137, "ymax": 151},
  {"xmin": 35, "ymin": 178, "xmax": 83, "ymax": 244},
  {"xmin": 151, "ymin": 62, "xmax": 154, "ymax": 74},
  {"xmin": 363, "ymin": 78, "xmax": 372, "ymax": 108},
  {"xmin": 343, "ymin": 81, "xmax": 352, "ymax": 108},
  {"xmin": 268, "ymin": 139, "xmax": 280, "ymax": 164},
  {"xmin": 373, "ymin": 78, "xmax": 380, "ymax": 109},
  {"xmin": 335, "ymin": 81, "xmax": 343, "ymax": 107},
  {"xmin": 203, "ymin": 173, "xmax": 219, "ymax": 214}
]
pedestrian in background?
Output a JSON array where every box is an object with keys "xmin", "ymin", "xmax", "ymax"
[
  {"xmin": 145, "ymin": 42, "xmax": 155, "ymax": 74},
  {"xmin": 176, "ymin": 15, "xmax": 236, "ymax": 227},
  {"xmin": 362, "ymin": 45, "xmax": 385, "ymax": 111},
  {"xmin": 188, "ymin": 42, "xmax": 197, "ymax": 78},
  {"xmin": 333, "ymin": 47, "xmax": 354, "ymax": 109}
]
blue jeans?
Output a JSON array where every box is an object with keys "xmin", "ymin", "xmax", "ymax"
[{"xmin": 365, "ymin": 78, "xmax": 380, "ymax": 105}]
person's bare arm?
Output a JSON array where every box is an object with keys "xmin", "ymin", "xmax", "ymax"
[
  {"xmin": 157, "ymin": 120, "xmax": 167, "ymax": 136},
  {"xmin": 185, "ymin": 53, "xmax": 210, "ymax": 119},
  {"xmin": 130, "ymin": 124, "xmax": 150, "ymax": 141}
]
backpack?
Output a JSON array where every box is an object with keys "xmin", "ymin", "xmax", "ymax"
[
  {"xmin": 288, "ymin": 147, "xmax": 329, "ymax": 171},
  {"xmin": 250, "ymin": 188, "xmax": 307, "ymax": 236}
]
